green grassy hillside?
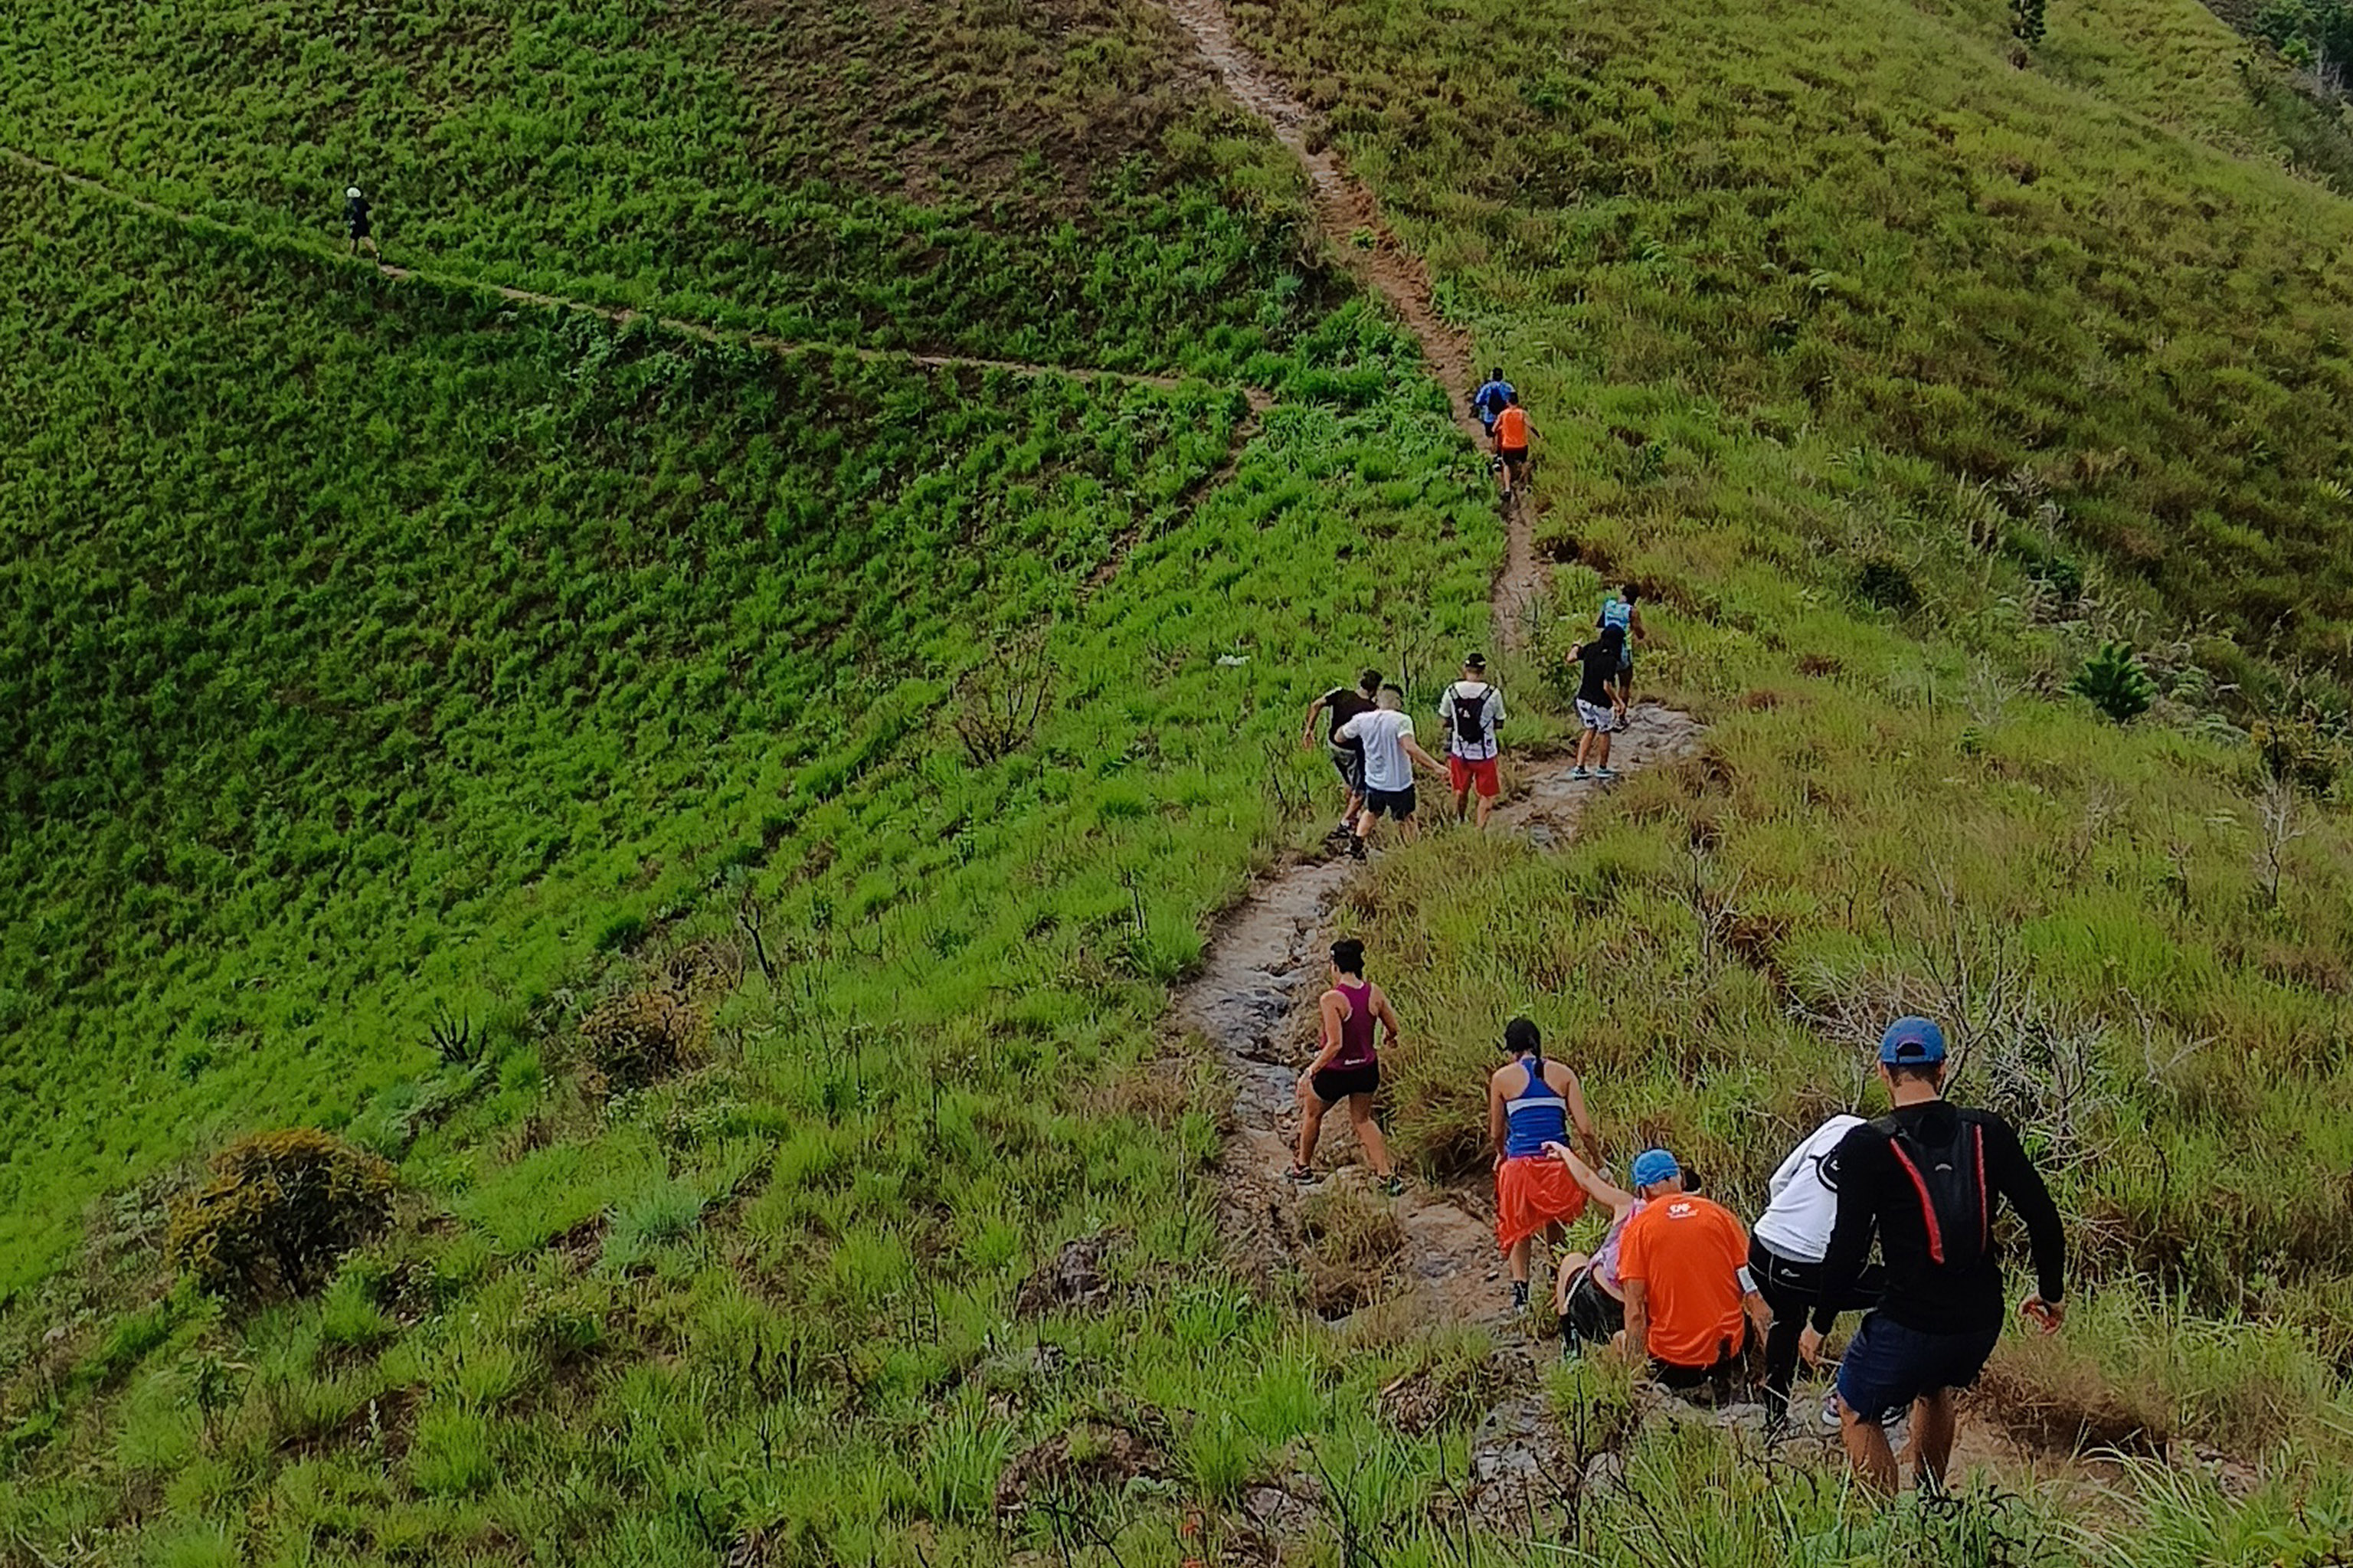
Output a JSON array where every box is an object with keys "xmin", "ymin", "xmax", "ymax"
[{"xmin": 6, "ymin": 0, "xmax": 2353, "ymax": 1557}]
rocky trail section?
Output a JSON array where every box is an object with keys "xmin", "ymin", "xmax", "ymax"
[
  {"xmin": 1156, "ymin": 0, "xmax": 1546, "ymax": 650},
  {"xmin": 1177, "ymin": 708, "xmax": 1707, "ymax": 1524}
]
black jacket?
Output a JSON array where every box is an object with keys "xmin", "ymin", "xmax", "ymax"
[{"xmin": 1813, "ymin": 1099, "xmax": 2065, "ymax": 1337}]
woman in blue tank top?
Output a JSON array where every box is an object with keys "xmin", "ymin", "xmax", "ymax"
[{"xmin": 1490, "ymin": 1017, "xmax": 1599, "ymax": 1313}]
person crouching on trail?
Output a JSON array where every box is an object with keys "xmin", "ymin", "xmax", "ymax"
[
  {"xmin": 345, "ymin": 185, "xmax": 378, "ymax": 259},
  {"xmin": 1751, "ymin": 1110, "xmax": 1884, "ymax": 1415},
  {"xmin": 1289, "ymin": 938, "xmax": 1404, "ymax": 1196},
  {"xmin": 1303, "ymin": 667, "xmax": 1383, "ymax": 836},
  {"xmin": 1490, "ymin": 1017, "xmax": 1596, "ymax": 1314},
  {"xmin": 1440, "ymin": 652, "xmax": 1506, "ymax": 830},
  {"xmin": 1569, "ymin": 625, "xmax": 1628, "ymax": 781},
  {"xmin": 1334, "ymin": 683, "xmax": 1445, "ymax": 860},
  {"xmin": 1800, "ymin": 1017, "xmax": 2067, "ymax": 1495},
  {"xmin": 1613, "ymin": 1148, "xmax": 1771, "ymax": 1401},
  {"xmin": 1540, "ymin": 1144, "xmax": 1648, "ymax": 1356}
]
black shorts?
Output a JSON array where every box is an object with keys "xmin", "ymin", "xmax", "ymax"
[
  {"xmin": 1327, "ymin": 744, "xmax": 1366, "ymax": 795},
  {"xmin": 349, "ymin": 221, "xmax": 371, "ymax": 240},
  {"xmin": 1835, "ymin": 1314, "xmax": 2001, "ymax": 1423},
  {"xmin": 1559, "ymin": 1264, "xmax": 1625, "ymax": 1350},
  {"xmin": 1311, "ymin": 1062, "xmax": 1379, "ymax": 1105},
  {"xmin": 1497, "ymin": 445, "xmax": 1529, "ymax": 469},
  {"xmin": 1364, "ymin": 784, "xmax": 1415, "ymax": 819},
  {"xmin": 1651, "ymin": 1334, "xmax": 1747, "ymax": 1392}
]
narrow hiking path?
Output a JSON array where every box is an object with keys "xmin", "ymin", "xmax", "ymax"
[
  {"xmin": 1178, "ymin": 709, "xmax": 1706, "ymax": 1518},
  {"xmin": 1180, "ymin": 709, "xmax": 1707, "ymax": 1327},
  {"xmin": 1156, "ymin": 0, "xmax": 1549, "ymax": 650},
  {"xmin": 2, "ymin": 146, "xmax": 1268, "ymax": 410}
]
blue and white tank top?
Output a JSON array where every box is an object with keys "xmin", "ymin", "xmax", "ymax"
[{"xmin": 1504, "ymin": 1056, "xmax": 1570, "ymax": 1158}]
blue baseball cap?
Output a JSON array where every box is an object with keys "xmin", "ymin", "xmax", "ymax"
[
  {"xmin": 1879, "ymin": 1016, "xmax": 1948, "ymax": 1066},
  {"xmin": 1630, "ymin": 1148, "xmax": 1680, "ymax": 1190}
]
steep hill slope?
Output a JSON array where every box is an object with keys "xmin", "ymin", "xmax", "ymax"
[{"xmin": 5, "ymin": 0, "xmax": 2353, "ymax": 1560}]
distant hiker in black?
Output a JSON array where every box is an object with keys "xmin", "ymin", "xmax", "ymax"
[
  {"xmin": 1569, "ymin": 625, "xmax": 1628, "ymax": 781},
  {"xmin": 345, "ymin": 186, "xmax": 378, "ymax": 259},
  {"xmin": 1303, "ymin": 668, "xmax": 1383, "ymax": 836},
  {"xmin": 1801, "ymin": 1016, "xmax": 2067, "ymax": 1494}
]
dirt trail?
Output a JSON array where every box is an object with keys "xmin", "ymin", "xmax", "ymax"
[
  {"xmin": 1157, "ymin": 0, "xmax": 1546, "ymax": 649},
  {"xmin": 2, "ymin": 146, "xmax": 1267, "ymax": 408},
  {"xmin": 1180, "ymin": 707, "xmax": 1707, "ymax": 1334}
]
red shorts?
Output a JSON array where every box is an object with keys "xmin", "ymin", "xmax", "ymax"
[
  {"xmin": 1496, "ymin": 1155, "xmax": 1588, "ymax": 1252},
  {"xmin": 1448, "ymin": 755, "xmax": 1500, "ymax": 797}
]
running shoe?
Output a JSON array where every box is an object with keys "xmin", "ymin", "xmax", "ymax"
[
  {"xmin": 1593, "ymin": 767, "xmax": 1618, "ymax": 781},
  {"xmin": 1285, "ymin": 1164, "xmax": 1320, "ymax": 1185},
  {"xmin": 1348, "ymin": 836, "xmax": 1367, "ymax": 861},
  {"xmin": 1510, "ymin": 1280, "xmax": 1531, "ymax": 1314},
  {"xmin": 1570, "ymin": 766, "xmax": 1592, "ymax": 780},
  {"xmin": 1378, "ymin": 1174, "xmax": 1405, "ymax": 1198}
]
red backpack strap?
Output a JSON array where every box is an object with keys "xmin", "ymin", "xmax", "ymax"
[{"xmin": 1887, "ymin": 1139, "xmax": 1945, "ymax": 1265}]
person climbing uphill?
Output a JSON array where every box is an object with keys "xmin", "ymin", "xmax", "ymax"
[
  {"xmin": 344, "ymin": 185, "xmax": 378, "ymax": 259},
  {"xmin": 1302, "ymin": 668, "xmax": 1383, "ymax": 836},
  {"xmin": 1600, "ymin": 586, "xmax": 1646, "ymax": 708},
  {"xmin": 1569, "ymin": 625, "xmax": 1628, "ymax": 781},
  {"xmin": 1472, "ymin": 367, "xmax": 1517, "ymax": 437},
  {"xmin": 1750, "ymin": 1111, "xmax": 1885, "ymax": 1414},
  {"xmin": 1801, "ymin": 1017, "xmax": 2067, "ymax": 1495},
  {"xmin": 1493, "ymin": 394, "xmax": 1534, "ymax": 502},
  {"xmin": 1290, "ymin": 939, "xmax": 1403, "ymax": 1196},
  {"xmin": 1541, "ymin": 1143, "xmax": 1645, "ymax": 1355},
  {"xmin": 1439, "ymin": 653, "xmax": 1507, "ymax": 830},
  {"xmin": 1613, "ymin": 1148, "xmax": 1771, "ymax": 1400},
  {"xmin": 1334, "ymin": 683, "xmax": 1445, "ymax": 859},
  {"xmin": 1489, "ymin": 1017, "xmax": 1597, "ymax": 1314}
]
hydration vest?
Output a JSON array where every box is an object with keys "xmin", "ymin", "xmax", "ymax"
[
  {"xmin": 1448, "ymin": 684, "xmax": 1491, "ymax": 751},
  {"xmin": 1866, "ymin": 1110, "xmax": 1990, "ymax": 1269}
]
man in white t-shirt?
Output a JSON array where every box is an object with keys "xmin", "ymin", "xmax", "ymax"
[
  {"xmin": 1439, "ymin": 652, "xmax": 1507, "ymax": 830},
  {"xmin": 1335, "ymin": 683, "xmax": 1445, "ymax": 859},
  {"xmin": 1750, "ymin": 1112, "xmax": 1886, "ymax": 1406}
]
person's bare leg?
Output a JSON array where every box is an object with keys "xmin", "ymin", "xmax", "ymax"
[
  {"xmin": 1294, "ymin": 1095, "xmax": 1327, "ymax": 1171},
  {"xmin": 1347, "ymin": 1095, "xmax": 1392, "ymax": 1177},
  {"xmin": 1595, "ymin": 731, "xmax": 1614, "ymax": 770},
  {"xmin": 1354, "ymin": 807, "xmax": 1376, "ymax": 849},
  {"xmin": 1475, "ymin": 788, "xmax": 1494, "ymax": 830},
  {"xmin": 1838, "ymin": 1397, "xmax": 1900, "ymax": 1494},
  {"xmin": 1910, "ymin": 1388, "xmax": 1958, "ymax": 1491},
  {"xmin": 1454, "ymin": 785, "xmax": 1471, "ymax": 823},
  {"xmin": 1508, "ymin": 1235, "xmax": 1533, "ymax": 1285},
  {"xmin": 1398, "ymin": 812, "xmax": 1421, "ymax": 843}
]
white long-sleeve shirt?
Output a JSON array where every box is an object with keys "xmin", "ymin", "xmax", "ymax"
[{"xmin": 1750, "ymin": 1114, "xmax": 1865, "ymax": 1264}]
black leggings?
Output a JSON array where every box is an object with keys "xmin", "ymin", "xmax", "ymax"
[{"xmin": 1749, "ymin": 1236, "xmax": 1884, "ymax": 1398}]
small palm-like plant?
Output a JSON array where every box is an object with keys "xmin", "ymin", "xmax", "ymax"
[{"xmin": 2071, "ymin": 640, "xmax": 2157, "ymax": 724}]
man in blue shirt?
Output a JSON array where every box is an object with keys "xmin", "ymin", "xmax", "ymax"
[{"xmin": 1472, "ymin": 368, "xmax": 1516, "ymax": 436}]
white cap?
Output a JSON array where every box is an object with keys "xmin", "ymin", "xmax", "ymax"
[{"xmin": 347, "ymin": 186, "xmax": 362, "ymax": 199}]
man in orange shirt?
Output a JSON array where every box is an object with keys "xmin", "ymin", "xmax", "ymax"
[
  {"xmin": 1493, "ymin": 394, "xmax": 1534, "ymax": 502},
  {"xmin": 1613, "ymin": 1148, "xmax": 1770, "ymax": 1399}
]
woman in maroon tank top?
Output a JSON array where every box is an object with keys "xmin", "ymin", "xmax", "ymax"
[{"xmin": 1291, "ymin": 938, "xmax": 1403, "ymax": 1195}]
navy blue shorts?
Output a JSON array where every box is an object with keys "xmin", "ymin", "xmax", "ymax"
[{"xmin": 1836, "ymin": 1313, "xmax": 2001, "ymax": 1423}]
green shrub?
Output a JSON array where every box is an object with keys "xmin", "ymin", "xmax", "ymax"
[
  {"xmin": 165, "ymin": 1130, "xmax": 396, "ymax": 1303},
  {"xmin": 2072, "ymin": 640, "xmax": 2159, "ymax": 724},
  {"xmin": 1855, "ymin": 557, "xmax": 1922, "ymax": 613}
]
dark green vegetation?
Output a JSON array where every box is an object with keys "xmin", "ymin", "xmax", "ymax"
[{"xmin": 7, "ymin": 0, "xmax": 2353, "ymax": 1557}]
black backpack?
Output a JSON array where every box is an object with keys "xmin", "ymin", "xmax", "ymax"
[
  {"xmin": 1864, "ymin": 1110, "xmax": 1990, "ymax": 1269},
  {"xmin": 1448, "ymin": 684, "xmax": 1490, "ymax": 747}
]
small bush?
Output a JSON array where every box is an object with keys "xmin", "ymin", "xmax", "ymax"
[
  {"xmin": 1855, "ymin": 557, "xmax": 1923, "ymax": 613},
  {"xmin": 2072, "ymin": 640, "xmax": 2158, "ymax": 724},
  {"xmin": 578, "ymin": 987, "xmax": 708, "ymax": 1091},
  {"xmin": 166, "ymin": 1130, "xmax": 396, "ymax": 1303},
  {"xmin": 594, "ymin": 913, "xmax": 649, "ymax": 954}
]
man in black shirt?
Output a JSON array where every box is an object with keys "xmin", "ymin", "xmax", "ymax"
[
  {"xmin": 1301, "ymin": 669, "xmax": 1383, "ymax": 835},
  {"xmin": 1800, "ymin": 1016, "xmax": 2066, "ymax": 1494},
  {"xmin": 1569, "ymin": 626, "xmax": 1627, "ymax": 781},
  {"xmin": 345, "ymin": 186, "xmax": 378, "ymax": 260}
]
